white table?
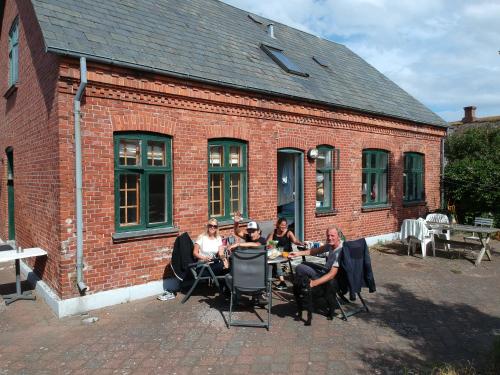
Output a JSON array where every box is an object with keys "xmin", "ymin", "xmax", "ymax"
[{"xmin": 0, "ymin": 247, "xmax": 47, "ymax": 305}]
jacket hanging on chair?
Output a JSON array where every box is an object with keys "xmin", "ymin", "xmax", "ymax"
[{"xmin": 171, "ymin": 232, "xmax": 195, "ymax": 281}]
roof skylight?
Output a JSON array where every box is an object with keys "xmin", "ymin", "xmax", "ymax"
[
  {"xmin": 261, "ymin": 44, "xmax": 309, "ymax": 77},
  {"xmin": 312, "ymin": 56, "xmax": 329, "ymax": 68}
]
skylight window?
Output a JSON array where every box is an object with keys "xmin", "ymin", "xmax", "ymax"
[
  {"xmin": 261, "ymin": 44, "xmax": 309, "ymax": 77},
  {"xmin": 313, "ymin": 56, "xmax": 329, "ymax": 68}
]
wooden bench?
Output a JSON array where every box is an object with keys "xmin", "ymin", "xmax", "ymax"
[{"xmin": 464, "ymin": 217, "xmax": 494, "ymax": 243}]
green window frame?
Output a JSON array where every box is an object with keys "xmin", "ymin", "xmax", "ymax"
[
  {"xmin": 114, "ymin": 133, "xmax": 172, "ymax": 232},
  {"xmin": 403, "ymin": 152, "xmax": 424, "ymax": 202},
  {"xmin": 208, "ymin": 139, "xmax": 247, "ymax": 220},
  {"xmin": 316, "ymin": 146, "xmax": 334, "ymax": 211},
  {"xmin": 8, "ymin": 17, "xmax": 19, "ymax": 87},
  {"xmin": 362, "ymin": 149, "xmax": 388, "ymax": 206}
]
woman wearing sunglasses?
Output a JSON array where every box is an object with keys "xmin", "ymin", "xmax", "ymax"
[{"xmin": 193, "ymin": 218, "xmax": 229, "ymax": 273}]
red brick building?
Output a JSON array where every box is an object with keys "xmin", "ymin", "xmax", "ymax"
[{"xmin": 0, "ymin": 0, "xmax": 447, "ymax": 316}]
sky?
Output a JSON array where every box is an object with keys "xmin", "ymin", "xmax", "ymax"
[{"xmin": 222, "ymin": 0, "xmax": 500, "ymax": 122}]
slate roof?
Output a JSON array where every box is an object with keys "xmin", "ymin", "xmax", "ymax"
[{"xmin": 30, "ymin": 0, "xmax": 447, "ymax": 127}]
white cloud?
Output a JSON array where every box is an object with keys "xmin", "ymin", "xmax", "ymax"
[{"xmin": 223, "ymin": 0, "xmax": 500, "ymax": 121}]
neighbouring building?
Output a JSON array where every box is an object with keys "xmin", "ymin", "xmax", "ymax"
[
  {"xmin": 0, "ymin": 0, "xmax": 448, "ymax": 317},
  {"xmin": 449, "ymin": 106, "xmax": 500, "ymax": 134}
]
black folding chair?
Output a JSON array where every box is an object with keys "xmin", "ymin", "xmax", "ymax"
[{"xmin": 226, "ymin": 247, "xmax": 272, "ymax": 330}]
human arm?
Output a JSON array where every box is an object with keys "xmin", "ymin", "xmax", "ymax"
[
  {"xmin": 287, "ymin": 231, "xmax": 304, "ymax": 246},
  {"xmin": 233, "ymin": 215, "xmax": 247, "ymax": 239},
  {"xmin": 288, "ymin": 244, "xmax": 328, "ymax": 258},
  {"xmin": 310, "ymin": 266, "xmax": 338, "ymax": 288}
]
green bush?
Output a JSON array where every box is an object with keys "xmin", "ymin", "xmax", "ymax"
[{"xmin": 444, "ymin": 127, "xmax": 500, "ymax": 227}]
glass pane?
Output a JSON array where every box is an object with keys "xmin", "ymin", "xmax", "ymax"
[
  {"xmin": 209, "ymin": 145, "xmax": 223, "ymax": 167},
  {"xmin": 317, "ymin": 149, "xmax": 332, "ymax": 169},
  {"xmin": 416, "ymin": 155, "xmax": 423, "ymax": 170},
  {"xmin": 316, "ymin": 172, "xmax": 330, "ymax": 208},
  {"xmin": 370, "ymin": 153, "xmax": 376, "ymax": 168},
  {"xmin": 147, "ymin": 141, "xmax": 166, "ymax": 166},
  {"xmin": 119, "ymin": 174, "xmax": 140, "ymax": 226},
  {"xmin": 362, "ymin": 152, "xmax": 367, "ymax": 169},
  {"xmin": 210, "ymin": 173, "xmax": 224, "ymax": 217},
  {"xmin": 377, "ymin": 152, "xmax": 387, "ymax": 169},
  {"xmin": 229, "ymin": 146, "xmax": 241, "ymax": 167},
  {"xmin": 362, "ymin": 172, "xmax": 367, "ymax": 204},
  {"xmin": 148, "ymin": 174, "xmax": 166, "ymax": 224},
  {"xmin": 230, "ymin": 173, "xmax": 242, "ymax": 214},
  {"xmin": 370, "ymin": 173, "xmax": 377, "ymax": 201},
  {"xmin": 408, "ymin": 173, "xmax": 414, "ymax": 201},
  {"xmin": 379, "ymin": 172, "xmax": 387, "ymax": 203},
  {"xmin": 119, "ymin": 140, "xmax": 140, "ymax": 166}
]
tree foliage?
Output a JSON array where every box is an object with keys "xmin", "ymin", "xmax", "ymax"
[{"xmin": 444, "ymin": 126, "xmax": 500, "ymax": 226}]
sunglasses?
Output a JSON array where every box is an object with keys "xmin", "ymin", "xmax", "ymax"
[{"xmin": 207, "ymin": 224, "xmax": 218, "ymax": 229}]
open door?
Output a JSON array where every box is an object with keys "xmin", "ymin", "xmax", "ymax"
[
  {"xmin": 277, "ymin": 149, "xmax": 304, "ymax": 240},
  {"xmin": 6, "ymin": 147, "xmax": 15, "ymax": 241}
]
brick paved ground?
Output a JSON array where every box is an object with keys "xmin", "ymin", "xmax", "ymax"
[{"xmin": 1, "ymin": 238, "xmax": 499, "ymax": 374}]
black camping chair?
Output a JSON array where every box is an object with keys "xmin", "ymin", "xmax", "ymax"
[
  {"xmin": 225, "ymin": 246, "xmax": 272, "ymax": 330},
  {"xmin": 170, "ymin": 232, "xmax": 225, "ymax": 304}
]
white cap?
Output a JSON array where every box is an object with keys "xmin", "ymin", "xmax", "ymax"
[{"xmin": 247, "ymin": 221, "xmax": 259, "ymax": 230}]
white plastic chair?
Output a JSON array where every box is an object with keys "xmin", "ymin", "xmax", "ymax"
[
  {"xmin": 401, "ymin": 218, "xmax": 435, "ymax": 258},
  {"xmin": 425, "ymin": 213, "xmax": 451, "ymax": 252}
]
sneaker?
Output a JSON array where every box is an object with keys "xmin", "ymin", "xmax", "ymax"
[
  {"xmin": 252, "ymin": 295, "xmax": 268, "ymax": 306},
  {"xmin": 157, "ymin": 291, "xmax": 176, "ymax": 301},
  {"xmin": 276, "ymin": 281, "xmax": 288, "ymax": 291}
]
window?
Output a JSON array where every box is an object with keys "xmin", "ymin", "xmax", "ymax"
[
  {"xmin": 8, "ymin": 18, "xmax": 19, "ymax": 87},
  {"xmin": 208, "ymin": 140, "xmax": 247, "ymax": 220},
  {"xmin": 114, "ymin": 133, "xmax": 172, "ymax": 232},
  {"xmin": 261, "ymin": 44, "xmax": 309, "ymax": 77},
  {"xmin": 316, "ymin": 146, "xmax": 333, "ymax": 211},
  {"xmin": 362, "ymin": 150, "xmax": 388, "ymax": 206},
  {"xmin": 403, "ymin": 153, "xmax": 424, "ymax": 202}
]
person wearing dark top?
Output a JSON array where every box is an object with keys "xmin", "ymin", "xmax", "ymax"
[
  {"xmin": 288, "ymin": 227, "xmax": 343, "ymax": 289},
  {"xmin": 266, "ymin": 217, "xmax": 304, "ymax": 290},
  {"xmin": 229, "ymin": 220, "xmax": 267, "ymax": 250}
]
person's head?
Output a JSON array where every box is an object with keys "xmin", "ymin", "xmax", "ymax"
[
  {"xmin": 276, "ymin": 217, "xmax": 288, "ymax": 232},
  {"xmin": 247, "ymin": 221, "xmax": 261, "ymax": 240},
  {"xmin": 205, "ymin": 218, "xmax": 220, "ymax": 238},
  {"xmin": 325, "ymin": 226, "xmax": 341, "ymax": 248}
]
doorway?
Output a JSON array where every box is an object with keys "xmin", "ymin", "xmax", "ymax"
[
  {"xmin": 6, "ymin": 148, "xmax": 15, "ymax": 241},
  {"xmin": 277, "ymin": 149, "xmax": 304, "ymax": 240}
]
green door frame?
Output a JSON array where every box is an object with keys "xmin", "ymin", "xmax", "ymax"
[
  {"xmin": 6, "ymin": 148, "xmax": 15, "ymax": 241},
  {"xmin": 277, "ymin": 149, "xmax": 304, "ymax": 241}
]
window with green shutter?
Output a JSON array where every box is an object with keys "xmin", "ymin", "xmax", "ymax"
[
  {"xmin": 362, "ymin": 149, "xmax": 388, "ymax": 206},
  {"xmin": 208, "ymin": 139, "xmax": 247, "ymax": 220},
  {"xmin": 114, "ymin": 133, "xmax": 172, "ymax": 232},
  {"xmin": 8, "ymin": 18, "xmax": 19, "ymax": 87},
  {"xmin": 403, "ymin": 152, "xmax": 424, "ymax": 202},
  {"xmin": 316, "ymin": 146, "xmax": 334, "ymax": 211}
]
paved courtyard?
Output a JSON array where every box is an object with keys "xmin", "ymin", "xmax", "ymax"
[{"xmin": 1, "ymin": 239, "xmax": 499, "ymax": 374}]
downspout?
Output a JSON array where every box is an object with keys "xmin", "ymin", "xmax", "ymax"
[{"xmin": 74, "ymin": 57, "xmax": 88, "ymax": 294}]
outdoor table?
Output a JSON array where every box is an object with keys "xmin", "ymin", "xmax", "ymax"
[
  {"xmin": 427, "ymin": 222, "xmax": 498, "ymax": 266},
  {"xmin": 267, "ymin": 255, "xmax": 294, "ymax": 279},
  {"xmin": 0, "ymin": 247, "xmax": 47, "ymax": 305}
]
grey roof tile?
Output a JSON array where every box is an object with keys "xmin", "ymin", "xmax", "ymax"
[{"xmin": 31, "ymin": 0, "xmax": 446, "ymax": 127}]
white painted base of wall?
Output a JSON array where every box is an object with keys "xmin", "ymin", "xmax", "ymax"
[{"xmin": 16, "ymin": 231, "xmax": 399, "ymax": 318}]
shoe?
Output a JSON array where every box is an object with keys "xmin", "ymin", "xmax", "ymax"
[
  {"xmin": 157, "ymin": 291, "xmax": 176, "ymax": 301},
  {"xmin": 276, "ymin": 281, "xmax": 288, "ymax": 291},
  {"xmin": 252, "ymin": 295, "xmax": 268, "ymax": 306}
]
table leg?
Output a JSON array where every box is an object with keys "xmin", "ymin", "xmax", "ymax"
[
  {"xmin": 3, "ymin": 259, "xmax": 36, "ymax": 305},
  {"xmin": 474, "ymin": 235, "xmax": 492, "ymax": 266}
]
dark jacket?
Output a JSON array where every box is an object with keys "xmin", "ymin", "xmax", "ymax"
[
  {"xmin": 338, "ymin": 238, "xmax": 376, "ymax": 300},
  {"xmin": 170, "ymin": 232, "xmax": 195, "ymax": 281}
]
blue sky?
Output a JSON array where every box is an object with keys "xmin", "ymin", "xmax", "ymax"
[{"xmin": 223, "ymin": 0, "xmax": 500, "ymax": 122}]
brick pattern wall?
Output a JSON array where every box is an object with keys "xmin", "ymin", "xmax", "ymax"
[
  {"xmin": 0, "ymin": 1, "xmax": 61, "ymax": 294},
  {"xmin": 1, "ymin": 0, "xmax": 445, "ymax": 299},
  {"xmin": 54, "ymin": 61, "xmax": 444, "ymax": 298}
]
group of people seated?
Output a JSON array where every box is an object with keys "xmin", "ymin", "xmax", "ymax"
[{"xmin": 193, "ymin": 213, "xmax": 344, "ymax": 294}]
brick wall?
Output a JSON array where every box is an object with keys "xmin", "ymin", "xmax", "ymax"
[
  {"xmin": 0, "ymin": 0, "xmax": 61, "ymax": 294},
  {"xmin": 1, "ymin": 0, "xmax": 445, "ymax": 300},
  {"xmin": 54, "ymin": 61, "xmax": 445, "ymax": 299}
]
